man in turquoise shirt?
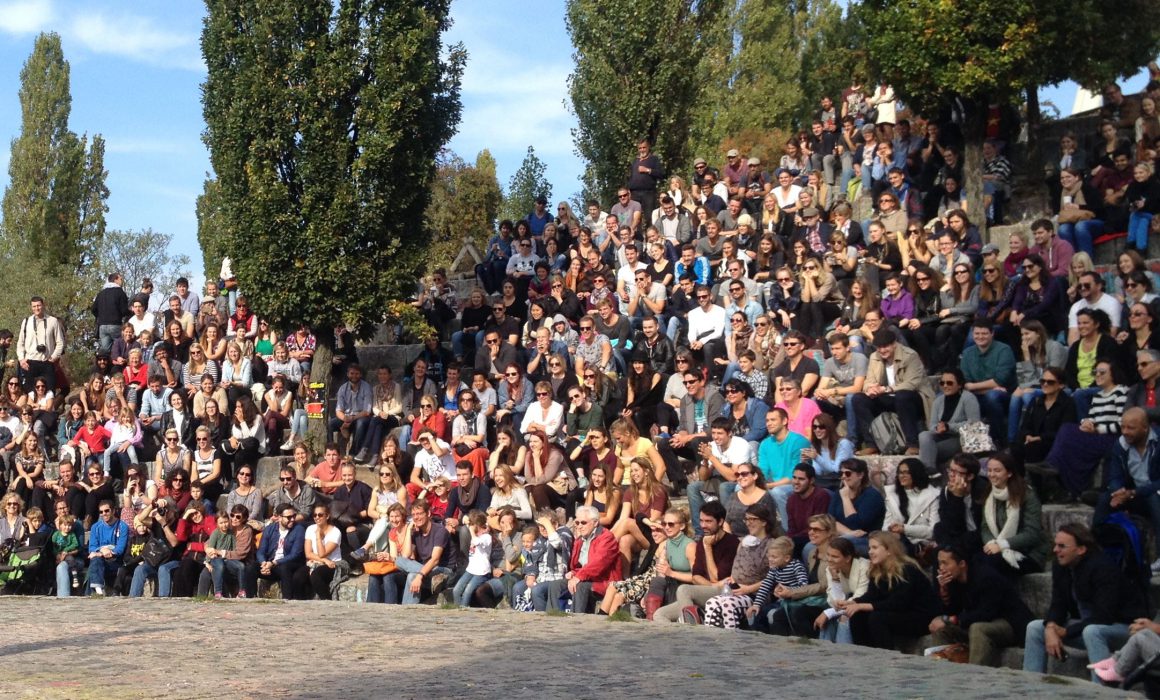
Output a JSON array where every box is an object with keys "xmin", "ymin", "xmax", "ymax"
[
  {"xmin": 758, "ymin": 408, "xmax": 810, "ymax": 530},
  {"xmin": 960, "ymin": 320, "xmax": 1016, "ymax": 448}
]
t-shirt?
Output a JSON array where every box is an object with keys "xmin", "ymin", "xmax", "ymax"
[
  {"xmin": 412, "ymin": 523, "xmax": 453, "ymax": 569},
  {"xmin": 772, "ymin": 356, "xmax": 821, "ymax": 391},
  {"xmin": 309, "ymin": 461, "xmax": 342, "ymax": 495},
  {"xmin": 415, "ymin": 439, "xmax": 456, "ymax": 482},
  {"xmin": 821, "ymin": 354, "xmax": 868, "ymax": 388},
  {"xmin": 465, "ymin": 531, "xmax": 493, "ymax": 576},
  {"xmin": 304, "ymin": 524, "xmax": 342, "ymax": 562},
  {"xmin": 757, "ymin": 431, "xmax": 812, "ymax": 483},
  {"xmin": 712, "ymin": 436, "xmax": 753, "ymax": 471}
]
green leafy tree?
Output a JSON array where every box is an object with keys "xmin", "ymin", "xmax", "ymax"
[
  {"xmin": 425, "ymin": 149, "xmax": 503, "ymax": 270},
  {"xmin": 567, "ymin": 0, "xmax": 726, "ymax": 201},
  {"xmin": 201, "ymin": 0, "xmax": 464, "ymax": 446},
  {"xmin": 1, "ymin": 32, "xmax": 107, "ymax": 271},
  {"xmin": 860, "ymin": 0, "xmax": 1160, "ymax": 224},
  {"xmin": 501, "ymin": 146, "xmax": 552, "ymax": 224}
]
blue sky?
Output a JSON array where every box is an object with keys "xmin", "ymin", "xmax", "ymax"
[{"xmin": 0, "ymin": 0, "xmax": 1152, "ymax": 290}]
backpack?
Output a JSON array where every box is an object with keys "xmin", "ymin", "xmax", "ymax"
[
  {"xmin": 1093, "ymin": 512, "xmax": 1152, "ymax": 615},
  {"xmin": 868, "ymin": 412, "xmax": 906, "ymax": 455}
]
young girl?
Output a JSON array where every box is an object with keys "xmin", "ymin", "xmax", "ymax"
[
  {"xmin": 746, "ymin": 536, "xmax": 808, "ymax": 626},
  {"xmin": 53, "ymin": 512, "xmax": 82, "ymax": 597},
  {"xmin": 103, "ymin": 406, "xmax": 140, "ymax": 478},
  {"xmin": 452, "ymin": 510, "xmax": 493, "ymax": 607},
  {"xmin": 70, "ymin": 410, "xmax": 111, "ymax": 468}
]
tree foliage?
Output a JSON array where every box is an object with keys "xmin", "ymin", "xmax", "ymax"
[
  {"xmin": 567, "ymin": 0, "xmax": 726, "ymax": 201},
  {"xmin": 425, "ymin": 149, "xmax": 502, "ymax": 270},
  {"xmin": 96, "ymin": 228, "xmax": 191, "ymax": 296},
  {"xmin": 200, "ymin": 0, "xmax": 465, "ymax": 345},
  {"xmin": 1, "ymin": 32, "xmax": 107, "ymax": 272},
  {"xmin": 501, "ymin": 146, "xmax": 552, "ymax": 224}
]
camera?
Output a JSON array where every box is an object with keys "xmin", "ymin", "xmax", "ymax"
[{"xmin": 35, "ymin": 344, "xmax": 46, "ymax": 353}]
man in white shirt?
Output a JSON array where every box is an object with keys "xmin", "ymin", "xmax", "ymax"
[
  {"xmin": 616, "ymin": 243, "xmax": 648, "ymax": 314},
  {"xmin": 1067, "ymin": 271, "xmax": 1121, "ymax": 343},
  {"xmin": 16, "ymin": 296, "xmax": 65, "ymax": 391},
  {"xmin": 627, "ymin": 270, "xmax": 667, "ymax": 331},
  {"xmin": 583, "ymin": 200, "xmax": 608, "ymax": 233},
  {"xmin": 687, "ymin": 417, "xmax": 751, "ymax": 536},
  {"xmin": 412, "ymin": 428, "xmax": 456, "ymax": 490},
  {"xmin": 652, "ymin": 194, "xmax": 692, "ymax": 245},
  {"xmin": 686, "ymin": 285, "xmax": 727, "ymax": 379},
  {"xmin": 127, "ymin": 299, "xmax": 155, "ymax": 338}
]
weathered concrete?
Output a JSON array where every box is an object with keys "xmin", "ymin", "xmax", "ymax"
[{"xmin": 0, "ymin": 598, "xmax": 1132, "ymax": 699}]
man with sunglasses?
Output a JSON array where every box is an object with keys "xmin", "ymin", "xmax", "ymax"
[
  {"xmin": 686, "ymin": 285, "xmax": 727, "ymax": 378},
  {"xmin": 474, "ymin": 331, "xmax": 517, "ymax": 386},
  {"xmin": 657, "ymin": 370, "xmax": 724, "ymax": 492},
  {"xmin": 252, "ymin": 504, "xmax": 306, "ymax": 600},
  {"xmin": 266, "ymin": 466, "xmax": 318, "ymax": 525},
  {"xmin": 86, "ymin": 499, "xmax": 128, "ymax": 596},
  {"xmin": 1067, "ymin": 271, "xmax": 1121, "ymax": 344}
]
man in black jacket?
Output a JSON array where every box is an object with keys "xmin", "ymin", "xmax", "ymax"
[
  {"xmin": 1024, "ymin": 523, "xmax": 1148, "ymax": 678},
  {"xmin": 929, "ymin": 546, "xmax": 1034, "ymax": 666},
  {"xmin": 92, "ymin": 272, "xmax": 130, "ymax": 354},
  {"xmin": 933, "ymin": 453, "xmax": 987, "ymax": 554}
]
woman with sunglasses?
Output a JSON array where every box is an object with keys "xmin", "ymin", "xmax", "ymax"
[
  {"xmin": 190, "ymin": 426, "xmax": 225, "ymax": 503},
  {"xmin": 1052, "ymin": 358, "xmax": 1128, "ymax": 497},
  {"xmin": 406, "ymin": 397, "xmax": 448, "ymax": 451},
  {"xmin": 1001, "ymin": 253, "xmax": 1065, "ymax": 340},
  {"xmin": 797, "ymin": 255, "xmax": 843, "ymax": 341},
  {"xmin": 25, "ymin": 378, "xmax": 56, "ymax": 439},
  {"xmin": 10, "ymin": 432, "xmax": 44, "ymax": 503},
  {"xmin": 721, "ymin": 461, "xmax": 776, "ymax": 536},
  {"xmin": 225, "ymin": 462, "xmax": 264, "ymax": 528},
  {"xmin": 934, "ymin": 261, "xmax": 979, "ymax": 369},
  {"xmin": 824, "ymin": 458, "xmax": 884, "ymax": 557},
  {"xmin": 495, "ymin": 363, "xmax": 533, "ymax": 429},
  {"xmin": 2, "ymin": 378, "xmax": 26, "ymax": 413},
  {"xmin": 804, "ymin": 414, "xmax": 853, "ymax": 490},
  {"xmin": 292, "ymin": 504, "xmax": 341, "ymax": 600},
  {"xmin": 157, "ymin": 468, "xmax": 192, "ymax": 515},
  {"xmin": 1007, "ymin": 320, "xmax": 1067, "ymax": 444},
  {"xmin": 1013, "ymin": 366, "xmax": 1076, "ymax": 465},
  {"xmin": 766, "ymin": 265, "xmax": 801, "ymax": 332},
  {"xmin": 601, "ymin": 507, "xmax": 694, "ymax": 619},
  {"xmin": 1117, "ymin": 278, "xmax": 1160, "ymax": 348},
  {"xmin": 520, "ymin": 381, "xmax": 564, "ymax": 443},
  {"xmin": 917, "ymin": 368, "xmax": 979, "ymax": 474},
  {"xmin": 895, "ymin": 264, "xmax": 942, "ymax": 365}
]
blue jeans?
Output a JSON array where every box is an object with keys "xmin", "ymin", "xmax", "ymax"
[
  {"xmin": 974, "ymin": 389, "xmax": 1010, "ymax": 446},
  {"xmin": 819, "ymin": 616, "xmax": 854, "ymax": 644},
  {"xmin": 1129, "ymin": 212, "xmax": 1154, "ymax": 251},
  {"xmin": 1007, "ymin": 390, "xmax": 1042, "ymax": 443},
  {"xmin": 687, "ymin": 481, "xmax": 710, "ymax": 537},
  {"xmin": 721, "ymin": 362, "xmax": 740, "ymax": 386},
  {"xmin": 1023, "ymin": 619, "xmax": 1129, "ymax": 681},
  {"xmin": 328, "ymin": 416, "xmax": 372, "ymax": 453},
  {"xmin": 129, "ymin": 561, "xmax": 158, "ymax": 597},
  {"xmin": 55, "ymin": 559, "xmax": 80, "ymax": 597},
  {"xmin": 1071, "ymin": 386, "xmax": 1100, "ymax": 420},
  {"xmin": 454, "ymin": 572, "xmax": 490, "ymax": 607},
  {"xmin": 367, "ymin": 572, "xmax": 402, "ymax": 603},
  {"xmin": 102, "ymin": 444, "xmax": 137, "ymax": 477},
  {"xmin": 98, "ymin": 324, "xmax": 121, "ymax": 354},
  {"xmin": 451, "ymin": 330, "xmax": 475, "ymax": 359},
  {"xmin": 156, "ymin": 560, "xmax": 181, "ymax": 597},
  {"xmin": 395, "ymin": 555, "xmax": 451, "ymax": 605},
  {"xmin": 769, "ymin": 485, "xmax": 793, "ymax": 536},
  {"xmin": 1057, "ymin": 220, "xmax": 1102, "ymax": 258},
  {"xmin": 86, "ymin": 556, "xmax": 121, "ymax": 594},
  {"xmin": 210, "ymin": 557, "xmax": 246, "ymax": 594}
]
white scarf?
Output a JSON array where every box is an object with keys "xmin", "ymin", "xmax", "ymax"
[{"xmin": 984, "ymin": 487, "xmax": 1024, "ymax": 570}]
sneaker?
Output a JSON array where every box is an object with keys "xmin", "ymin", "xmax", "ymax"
[
  {"xmin": 1093, "ymin": 664, "xmax": 1124, "ymax": 684},
  {"xmin": 680, "ymin": 605, "xmax": 701, "ymax": 624},
  {"xmin": 1151, "ymin": 557, "xmax": 1160, "ymax": 575},
  {"xmin": 70, "ymin": 572, "xmax": 80, "ymax": 589},
  {"xmin": 351, "ymin": 547, "xmax": 367, "ymax": 562},
  {"xmin": 215, "ymin": 592, "xmax": 223, "ymax": 600},
  {"xmin": 91, "ymin": 585, "xmax": 104, "ymax": 597},
  {"xmin": 236, "ymin": 590, "xmax": 247, "ymax": 599},
  {"xmin": 280, "ymin": 440, "xmax": 295, "ymax": 451},
  {"xmin": 354, "ymin": 448, "xmax": 370, "ymax": 463}
]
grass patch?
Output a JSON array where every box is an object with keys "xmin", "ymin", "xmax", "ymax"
[
  {"xmin": 790, "ymin": 636, "xmax": 816, "ymax": 645},
  {"xmin": 1040, "ymin": 675, "xmax": 1072, "ymax": 685},
  {"xmin": 689, "ymin": 673, "xmax": 704, "ymax": 678},
  {"xmin": 545, "ymin": 609, "xmax": 568, "ymax": 617},
  {"xmin": 439, "ymin": 602, "xmax": 460, "ymax": 610},
  {"xmin": 607, "ymin": 609, "xmax": 635, "ymax": 623}
]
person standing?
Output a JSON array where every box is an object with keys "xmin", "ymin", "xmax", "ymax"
[
  {"xmin": 92, "ymin": 272, "xmax": 130, "ymax": 354},
  {"xmin": 17, "ymin": 296, "xmax": 65, "ymax": 392},
  {"xmin": 627, "ymin": 138, "xmax": 665, "ymax": 233}
]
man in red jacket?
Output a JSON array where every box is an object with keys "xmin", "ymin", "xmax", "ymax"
[{"xmin": 567, "ymin": 504, "xmax": 622, "ymax": 613}]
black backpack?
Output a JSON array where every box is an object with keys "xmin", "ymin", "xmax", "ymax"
[{"xmin": 1093, "ymin": 512, "xmax": 1153, "ymax": 616}]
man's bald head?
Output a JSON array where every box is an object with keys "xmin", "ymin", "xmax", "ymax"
[{"xmin": 1122, "ymin": 407, "xmax": 1152, "ymax": 446}]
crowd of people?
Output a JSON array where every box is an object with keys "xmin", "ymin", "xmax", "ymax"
[{"xmin": 2, "ymin": 77, "xmax": 1160, "ymax": 690}]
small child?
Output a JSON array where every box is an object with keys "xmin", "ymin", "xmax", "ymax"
[
  {"xmin": 746, "ymin": 537, "xmax": 808, "ymax": 625},
  {"xmin": 205, "ymin": 513, "xmax": 238, "ymax": 599},
  {"xmin": 52, "ymin": 513, "xmax": 82, "ymax": 597},
  {"xmin": 451, "ymin": 511, "xmax": 492, "ymax": 607},
  {"xmin": 189, "ymin": 481, "xmax": 215, "ymax": 516}
]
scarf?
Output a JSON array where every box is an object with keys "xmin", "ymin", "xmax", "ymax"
[
  {"xmin": 457, "ymin": 477, "xmax": 481, "ymax": 510},
  {"xmin": 984, "ymin": 486, "xmax": 1024, "ymax": 570}
]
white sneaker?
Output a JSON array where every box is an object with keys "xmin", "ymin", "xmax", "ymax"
[
  {"xmin": 280, "ymin": 439, "xmax": 294, "ymax": 451},
  {"xmin": 91, "ymin": 585, "xmax": 104, "ymax": 597}
]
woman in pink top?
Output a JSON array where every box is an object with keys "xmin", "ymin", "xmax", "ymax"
[{"xmin": 775, "ymin": 377, "xmax": 821, "ymax": 439}]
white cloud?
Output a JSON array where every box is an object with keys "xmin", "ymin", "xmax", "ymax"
[
  {"xmin": 68, "ymin": 12, "xmax": 202, "ymax": 71},
  {"xmin": 0, "ymin": 0, "xmax": 53, "ymax": 34}
]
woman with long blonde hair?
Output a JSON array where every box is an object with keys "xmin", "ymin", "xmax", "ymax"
[{"xmin": 842, "ymin": 530, "xmax": 939, "ymax": 649}]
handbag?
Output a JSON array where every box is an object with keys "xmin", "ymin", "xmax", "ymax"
[
  {"xmin": 141, "ymin": 537, "xmax": 173, "ymax": 568},
  {"xmin": 957, "ymin": 421, "xmax": 995, "ymax": 454},
  {"xmin": 363, "ymin": 555, "xmax": 397, "ymax": 576},
  {"xmin": 929, "ymin": 642, "xmax": 969, "ymax": 663}
]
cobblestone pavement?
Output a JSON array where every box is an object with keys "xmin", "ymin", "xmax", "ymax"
[{"xmin": 0, "ymin": 598, "xmax": 1135, "ymax": 699}]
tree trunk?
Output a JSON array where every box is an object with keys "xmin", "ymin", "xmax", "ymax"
[
  {"xmin": 962, "ymin": 102, "xmax": 987, "ymax": 240},
  {"xmin": 304, "ymin": 340, "xmax": 335, "ymax": 454},
  {"xmin": 1022, "ymin": 85, "xmax": 1048, "ymax": 208}
]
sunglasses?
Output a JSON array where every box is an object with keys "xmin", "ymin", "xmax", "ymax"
[
  {"xmin": 735, "ymin": 471, "xmax": 753, "ymax": 477},
  {"xmin": 238, "ymin": 472, "xmax": 252, "ymax": 477},
  {"xmin": 682, "ymin": 379, "xmax": 699, "ymax": 386},
  {"xmin": 230, "ymin": 514, "xmax": 244, "ymax": 520},
  {"xmin": 724, "ymin": 387, "xmax": 740, "ymax": 394},
  {"xmin": 662, "ymin": 520, "xmax": 680, "ymax": 526},
  {"xmin": 731, "ymin": 318, "xmax": 744, "ymax": 324},
  {"xmin": 782, "ymin": 341, "xmax": 800, "ymax": 347},
  {"xmin": 812, "ymin": 424, "xmax": 825, "ymax": 430},
  {"xmin": 777, "ymin": 277, "xmax": 792, "ymax": 282},
  {"xmin": 755, "ymin": 321, "xmax": 769, "ymax": 327},
  {"xmin": 954, "ymin": 269, "xmax": 970, "ymax": 275},
  {"xmin": 1040, "ymin": 378, "xmax": 1058, "ymax": 386},
  {"xmin": 536, "ymin": 391, "xmax": 550, "ymax": 397},
  {"xmin": 804, "ymin": 265, "xmax": 817, "ymax": 271},
  {"xmin": 984, "ymin": 269, "xmax": 998, "ymax": 274},
  {"xmin": 696, "ymin": 295, "xmax": 710, "ymax": 300},
  {"xmin": 938, "ymin": 380, "xmax": 957, "ymax": 386},
  {"xmin": 915, "ymin": 276, "xmax": 929, "ymax": 282},
  {"xmin": 280, "ymin": 476, "xmax": 295, "ymax": 482},
  {"xmin": 584, "ymin": 373, "xmax": 596, "ymax": 378},
  {"xmin": 579, "ymin": 326, "xmax": 593, "ymax": 331}
]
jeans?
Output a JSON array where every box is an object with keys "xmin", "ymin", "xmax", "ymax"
[
  {"xmin": 769, "ymin": 485, "xmax": 793, "ymax": 535},
  {"xmin": 686, "ymin": 481, "xmax": 715, "ymax": 537},
  {"xmin": 87, "ymin": 556, "xmax": 121, "ymax": 594},
  {"xmin": 818, "ymin": 616, "xmax": 854, "ymax": 644},
  {"xmin": 102, "ymin": 444, "xmax": 137, "ymax": 477},
  {"xmin": 453, "ymin": 572, "xmax": 490, "ymax": 607},
  {"xmin": 367, "ymin": 571, "xmax": 404, "ymax": 603},
  {"xmin": 396, "ymin": 555, "xmax": 451, "ymax": 605},
  {"xmin": 210, "ymin": 557, "xmax": 246, "ymax": 594},
  {"xmin": 1007, "ymin": 390, "xmax": 1042, "ymax": 443},
  {"xmin": 451, "ymin": 330, "xmax": 476, "ymax": 360},
  {"xmin": 973, "ymin": 389, "xmax": 1010, "ymax": 447},
  {"xmin": 328, "ymin": 416, "xmax": 372, "ymax": 454},
  {"xmin": 529, "ymin": 579, "xmax": 566, "ymax": 611},
  {"xmin": 98, "ymin": 324, "xmax": 121, "ymax": 354},
  {"xmin": 156, "ymin": 560, "xmax": 181, "ymax": 597},
  {"xmin": 129, "ymin": 561, "xmax": 157, "ymax": 597},
  {"xmin": 1057, "ymin": 219, "xmax": 1102, "ymax": 258},
  {"xmin": 55, "ymin": 560, "xmax": 79, "ymax": 597},
  {"xmin": 1023, "ymin": 619, "xmax": 1129, "ymax": 681},
  {"xmin": 1128, "ymin": 211, "xmax": 1154, "ymax": 251},
  {"xmin": 1071, "ymin": 386, "xmax": 1100, "ymax": 421}
]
